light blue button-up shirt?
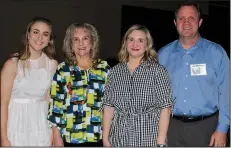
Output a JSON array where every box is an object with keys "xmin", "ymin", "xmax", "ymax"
[{"xmin": 158, "ymin": 36, "xmax": 230, "ymax": 133}]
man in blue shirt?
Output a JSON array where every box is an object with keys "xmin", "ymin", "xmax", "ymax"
[{"xmin": 158, "ymin": 1, "xmax": 230, "ymax": 147}]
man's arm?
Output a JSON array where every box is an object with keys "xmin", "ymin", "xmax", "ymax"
[{"xmin": 210, "ymin": 46, "xmax": 230, "ymax": 147}]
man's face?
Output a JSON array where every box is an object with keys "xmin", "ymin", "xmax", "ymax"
[{"xmin": 174, "ymin": 5, "xmax": 202, "ymax": 39}]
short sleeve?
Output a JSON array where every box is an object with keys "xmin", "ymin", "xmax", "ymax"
[
  {"xmin": 154, "ymin": 66, "xmax": 173, "ymax": 110},
  {"xmin": 47, "ymin": 63, "xmax": 67, "ymax": 129},
  {"xmin": 51, "ymin": 59, "xmax": 58, "ymax": 75},
  {"xmin": 99, "ymin": 70, "xmax": 115, "ymax": 112}
]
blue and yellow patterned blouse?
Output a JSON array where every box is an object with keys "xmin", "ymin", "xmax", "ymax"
[{"xmin": 48, "ymin": 59, "xmax": 110, "ymax": 144}]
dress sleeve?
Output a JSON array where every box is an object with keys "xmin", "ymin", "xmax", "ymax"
[
  {"xmin": 99, "ymin": 69, "xmax": 115, "ymax": 112},
  {"xmin": 154, "ymin": 66, "xmax": 173, "ymax": 110},
  {"xmin": 47, "ymin": 64, "xmax": 66, "ymax": 129},
  {"xmin": 51, "ymin": 60, "xmax": 58, "ymax": 75}
]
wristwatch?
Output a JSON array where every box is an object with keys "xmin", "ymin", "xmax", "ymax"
[{"xmin": 157, "ymin": 144, "xmax": 166, "ymax": 147}]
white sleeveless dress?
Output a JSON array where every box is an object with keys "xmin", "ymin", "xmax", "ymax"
[{"xmin": 7, "ymin": 53, "xmax": 55, "ymax": 146}]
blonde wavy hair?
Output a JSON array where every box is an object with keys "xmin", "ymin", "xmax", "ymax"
[
  {"xmin": 62, "ymin": 23, "xmax": 100, "ymax": 66},
  {"xmin": 118, "ymin": 24, "xmax": 158, "ymax": 63}
]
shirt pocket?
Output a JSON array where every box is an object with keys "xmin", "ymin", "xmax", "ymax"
[
  {"xmin": 141, "ymin": 85, "xmax": 156, "ymax": 105},
  {"xmin": 112, "ymin": 85, "xmax": 131, "ymax": 109}
]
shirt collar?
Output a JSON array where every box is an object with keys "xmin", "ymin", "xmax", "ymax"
[{"xmin": 173, "ymin": 36, "xmax": 203, "ymax": 53}]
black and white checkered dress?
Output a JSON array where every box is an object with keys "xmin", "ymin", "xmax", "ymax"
[{"xmin": 100, "ymin": 60, "xmax": 173, "ymax": 147}]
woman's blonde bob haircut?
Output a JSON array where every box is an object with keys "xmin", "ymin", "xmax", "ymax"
[
  {"xmin": 62, "ymin": 23, "xmax": 100, "ymax": 66},
  {"xmin": 118, "ymin": 24, "xmax": 158, "ymax": 63}
]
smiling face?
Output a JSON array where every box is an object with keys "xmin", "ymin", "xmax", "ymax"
[
  {"xmin": 72, "ymin": 27, "xmax": 92, "ymax": 58},
  {"xmin": 174, "ymin": 5, "xmax": 202, "ymax": 40},
  {"xmin": 126, "ymin": 30, "xmax": 147, "ymax": 61},
  {"xmin": 27, "ymin": 22, "xmax": 51, "ymax": 52}
]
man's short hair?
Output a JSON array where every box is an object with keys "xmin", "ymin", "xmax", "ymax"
[{"xmin": 175, "ymin": 1, "xmax": 201, "ymax": 20}]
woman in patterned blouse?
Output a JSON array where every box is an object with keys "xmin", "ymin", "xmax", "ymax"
[
  {"xmin": 47, "ymin": 23, "xmax": 110, "ymax": 147},
  {"xmin": 100, "ymin": 24, "xmax": 173, "ymax": 147}
]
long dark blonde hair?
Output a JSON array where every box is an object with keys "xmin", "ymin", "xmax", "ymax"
[
  {"xmin": 62, "ymin": 23, "xmax": 100, "ymax": 67},
  {"xmin": 12, "ymin": 16, "xmax": 55, "ymax": 60},
  {"xmin": 118, "ymin": 24, "xmax": 157, "ymax": 63}
]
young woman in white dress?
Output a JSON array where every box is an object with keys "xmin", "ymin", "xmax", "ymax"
[{"xmin": 1, "ymin": 17, "xmax": 58, "ymax": 146}]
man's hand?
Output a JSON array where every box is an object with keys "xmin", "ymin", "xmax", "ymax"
[{"xmin": 210, "ymin": 131, "xmax": 227, "ymax": 147}]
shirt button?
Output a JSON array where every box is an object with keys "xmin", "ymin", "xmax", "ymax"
[
  {"xmin": 186, "ymin": 63, "xmax": 189, "ymax": 65},
  {"xmin": 186, "ymin": 75, "xmax": 188, "ymax": 77},
  {"xmin": 184, "ymin": 100, "xmax": 186, "ymax": 102},
  {"xmin": 185, "ymin": 87, "xmax": 187, "ymax": 90}
]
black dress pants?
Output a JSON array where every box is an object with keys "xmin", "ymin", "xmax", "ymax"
[
  {"xmin": 64, "ymin": 140, "xmax": 103, "ymax": 147},
  {"xmin": 167, "ymin": 113, "xmax": 218, "ymax": 147}
]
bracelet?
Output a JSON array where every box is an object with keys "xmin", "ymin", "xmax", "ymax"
[{"xmin": 157, "ymin": 144, "xmax": 166, "ymax": 147}]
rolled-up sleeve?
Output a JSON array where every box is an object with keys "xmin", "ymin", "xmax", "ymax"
[
  {"xmin": 47, "ymin": 66, "xmax": 66, "ymax": 129},
  {"xmin": 99, "ymin": 70, "xmax": 115, "ymax": 112},
  {"xmin": 154, "ymin": 66, "xmax": 173, "ymax": 110}
]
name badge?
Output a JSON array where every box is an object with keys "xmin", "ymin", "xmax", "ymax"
[{"xmin": 190, "ymin": 64, "xmax": 207, "ymax": 76}]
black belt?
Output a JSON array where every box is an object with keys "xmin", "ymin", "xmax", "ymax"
[{"xmin": 172, "ymin": 111, "xmax": 218, "ymax": 123}]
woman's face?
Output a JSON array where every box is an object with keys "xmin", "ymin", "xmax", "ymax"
[
  {"xmin": 126, "ymin": 30, "xmax": 147, "ymax": 61},
  {"xmin": 28, "ymin": 22, "xmax": 51, "ymax": 52},
  {"xmin": 72, "ymin": 27, "xmax": 93, "ymax": 58}
]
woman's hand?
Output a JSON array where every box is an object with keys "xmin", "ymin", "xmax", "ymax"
[
  {"xmin": 52, "ymin": 127, "xmax": 64, "ymax": 147},
  {"xmin": 103, "ymin": 138, "xmax": 111, "ymax": 147},
  {"xmin": 1, "ymin": 138, "xmax": 11, "ymax": 146},
  {"xmin": 102, "ymin": 106, "xmax": 115, "ymax": 147},
  {"xmin": 53, "ymin": 136, "xmax": 64, "ymax": 147}
]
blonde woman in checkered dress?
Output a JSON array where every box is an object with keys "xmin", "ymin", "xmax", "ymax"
[{"xmin": 100, "ymin": 24, "xmax": 173, "ymax": 147}]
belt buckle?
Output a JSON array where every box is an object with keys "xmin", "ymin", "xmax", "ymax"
[{"xmin": 186, "ymin": 117, "xmax": 194, "ymax": 122}]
